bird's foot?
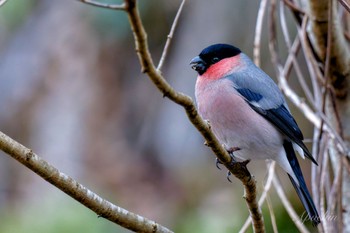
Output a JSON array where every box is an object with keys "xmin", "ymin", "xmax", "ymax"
[
  {"xmin": 226, "ymin": 146, "xmax": 241, "ymax": 155},
  {"xmin": 215, "ymin": 148, "xmax": 240, "ymax": 171},
  {"xmin": 225, "ymin": 154, "xmax": 238, "ymax": 182},
  {"xmin": 226, "ymin": 158, "xmax": 251, "ymax": 183}
]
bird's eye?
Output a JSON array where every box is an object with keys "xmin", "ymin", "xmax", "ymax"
[{"xmin": 211, "ymin": 57, "xmax": 219, "ymax": 63}]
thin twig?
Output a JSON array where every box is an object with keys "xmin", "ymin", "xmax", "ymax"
[
  {"xmin": 272, "ymin": 176, "xmax": 310, "ymax": 233},
  {"xmin": 77, "ymin": 0, "xmax": 126, "ymax": 10},
  {"xmin": 0, "ymin": 131, "xmax": 173, "ymax": 233},
  {"xmin": 279, "ymin": 1, "xmax": 292, "ymax": 48},
  {"xmin": 282, "ymin": 0, "xmax": 306, "ymax": 15},
  {"xmin": 343, "ymin": 157, "xmax": 350, "ymax": 175},
  {"xmin": 266, "ymin": 194, "xmax": 279, "ymax": 233},
  {"xmin": 320, "ymin": 146, "xmax": 329, "ymax": 232},
  {"xmin": 318, "ymin": 0, "xmax": 334, "ymax": 150},
  {"xmin": 271, "ymin": 0, "xmax": 346, "ymax": 155},
  {"xmin": 297, "ymin": 16, "xmax": 323, "ymax": 105},
  {"xmin": 298, "ymin": 16, "xmax": 348, "ymax": 155},
  {"xmin": 238, "ymin": 161, "xmax": 276, "ymax": 233},
  {"xmin": 338, "ymin": 0, "xmax": 350, "ymax": 13},
  {"xmin": 268, "ymin": 0, "xmax": 280, "ymax": 72},
  {"xmin": 337, "ymin": 156, "xmax": 344, "ymax": 232},
  {"xmin": 123, "ymin": 0, "xmax": 265, "ymax": 232},
  {"xmin": 157, "ymin": 0, "xmax": 186, "ymax": 71},
  {"xmin": 328, "ymin": 152, "xmax": 343, "ymax": 230},
  {"xmin": 253, "ymin": 0, "xmax": 268, "ymax": 67},
  {"xmin": 280, "ymin": 3, "xmax": 315, "ymax": 105},
  {"xmin": 280, "ymin": 53, "xmax": 348, "ymax": 155},
  {"xmin": 284, "ymin": 34, "xmax": 344, "ymax": 151},
  {"xmin": 277, "ymin": 18, "xmax": 349, "ymax": 156},
  {"xmin": 312, "ymin": 132, "xmax": 324, "ymax": 232}
]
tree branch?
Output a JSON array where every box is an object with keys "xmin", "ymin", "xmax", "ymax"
[
  {"xmin": 239, "ymin": 162, "xmax": 275, "ymax": 233},
  {"xmin": 0, "ymin": 131, "xmax": 173, "ymax": 233},
  {"xmin": 253, "ymin": 0, "xmax": 268, "ymax": 67},
  {"xmin": 123, "ymin": 0, "xmax": 264, "ymax": 232},
  {"xmin": 157, "ymin": 0, "xmax": 186, "ymax": 71},
  {"xmin": 338, "ymin": 0, "xmax": 350, "ymax": 13}
]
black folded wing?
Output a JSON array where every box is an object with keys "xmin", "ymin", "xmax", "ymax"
[{"xmin": 236, "ymin": 88, "xmax": 317, "ymax": 165}]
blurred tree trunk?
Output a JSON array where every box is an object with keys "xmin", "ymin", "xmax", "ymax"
[{"xmin": 302, "ymin": 0, "xmax": 350, "ymax": 231}]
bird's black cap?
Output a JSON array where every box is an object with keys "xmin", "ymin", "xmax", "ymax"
[
  {"xmin": 199, "ymin": 44, "xmax": 241, "ymax": 64},
  {"xmin": 190, "ymin": 44, "xmax": 241, "ymax": 75}
]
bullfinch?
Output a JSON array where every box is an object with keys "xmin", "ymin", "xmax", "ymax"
[{"xmin": 190, "ymin": 44, "xmax": 320, "ymax": 226}]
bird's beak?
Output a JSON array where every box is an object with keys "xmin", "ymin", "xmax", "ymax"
[{"xmin": 190, "ymin": 56, "xmax": 207, "ymax": 74}]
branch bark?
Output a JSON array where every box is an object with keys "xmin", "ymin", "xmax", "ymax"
[
  {"xmin": 123, "ymin": 0, "xmax": 265, "ymax": 232},
  {"xmin": 0, "ymin": 131, "xmax": 173, "ymax": 233}
]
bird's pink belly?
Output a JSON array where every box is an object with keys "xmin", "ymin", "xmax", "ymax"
[{"xmin": 198, "ymin": 89, "xmax": 282, "ymax": 160}]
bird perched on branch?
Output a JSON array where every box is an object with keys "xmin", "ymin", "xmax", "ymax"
[{"xmin": 190, "ymin": 43, "xmax": 320, "ymax": 226}]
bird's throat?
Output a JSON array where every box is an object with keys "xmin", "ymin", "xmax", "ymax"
[{"xmin": 201, "ymin": 55, "xmax": 243, "ymax": 80}]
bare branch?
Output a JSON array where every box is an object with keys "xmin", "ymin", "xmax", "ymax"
[
  {"xmin": 0, "ymin": 131, "xmax": 173, "ymax": 233},
  {"xmin": 269, "ymin": 14, "xmax": 349, "ymax": 156},
  {"xmin": 239, "ymin": 161, "xmax": 275, "ymax": 233},
  {"xmin": 273, "ymin": 176, "xmax": 311, "ymax": 233},
  {"xmin": 337, "ymin": 0, "xmax": 350, "ymax": 16},
  {"xmin": 253, "ymin": 0, "xmax": 268, "ymax": 67},
  {"xmin": 282, "ymin": 0, "xmax": 306, "ymax": 15},
  {"xmin": 123, "ymin": 0, "xmax": 265, "ymax": 231},
  {"xmin": 77, "ymin": 0, "xmax": 126, "ymax": 10},
  {"xmin": 299, "ymin": 18, "xmax": 348, "ymax": 154},
  {"xmin": 157, "ymin": 0, "xmax": 186, "ymax": 71},
  {"xmin": 319, "ymin": 0, "xmax": 334, "ymax": 143},
  {"xmin": 320, "ymin": 145, "xmax": 330, "ymax": 232},
  {"xmin": 280, "ymin": 2, "xmax": 315, "ymax": 106},
  {"xmin": 266, "ymin": 194, "xmax": 278, "ymax": 233},
  {"xmin": 270, "ymin": 0, "xmax": 341, "ymax": 152},
  {"xmin": 280, "ymin": 51, "xmax": 348, "ymax": 155}
]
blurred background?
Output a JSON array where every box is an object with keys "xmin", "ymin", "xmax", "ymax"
[{"xmin": 0, "ymin": 0, "xmax": 316, "ymax": 232}]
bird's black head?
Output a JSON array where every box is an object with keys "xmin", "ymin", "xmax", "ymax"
[{"xmin": 190, "ymin": 44, "xmax": 241, "ymax": 75}]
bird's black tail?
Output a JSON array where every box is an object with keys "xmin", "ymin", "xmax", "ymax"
[{"xmin": 283, "ymin": 140, "xmax": 320, "ymax": 226}]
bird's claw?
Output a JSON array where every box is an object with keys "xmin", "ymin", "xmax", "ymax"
[
  {"xmin": 226, "ymin": 171, "xmax": 232, "ymax": 183},
  {"xmin": 214, "ymin": 147, "xmax": 248, "ymax": 183},
  {"xmin": 226, "ymin": 158, "xmax": 251, "ymax": 183},
  {"xmin": 216, "ymin": 158, "xmax": 223, "ymax": 170}
]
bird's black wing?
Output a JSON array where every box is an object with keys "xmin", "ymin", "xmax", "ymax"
[{"xmin": 236, "ymin": 88, "xmax": 317, "ymax": 165}]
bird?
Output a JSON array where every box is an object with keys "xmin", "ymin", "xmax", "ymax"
[{"xmin": 190, "ymin": 43, "xmax": 320, "ymax": 226}]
